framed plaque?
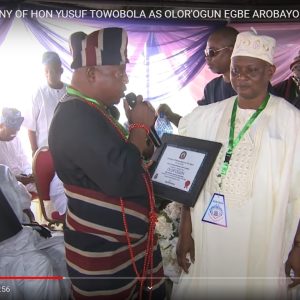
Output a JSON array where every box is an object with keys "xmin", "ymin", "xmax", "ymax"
[{"xmin": 150, "ymin": 133, "xmax": 222, "ymax": 207}]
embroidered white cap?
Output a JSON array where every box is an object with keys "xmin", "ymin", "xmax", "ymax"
[{"xmin": 231, "ymin": 30, "xmax": 276, "ymax": 65}]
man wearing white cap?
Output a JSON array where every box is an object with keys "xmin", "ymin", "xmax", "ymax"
[
  {"xmin": 0, "ymin": 107, "xmax": 35, "ymax": 194},
  {"xmin": 172, "ymin": 31, "xmax": 300, "ymax": 299}
]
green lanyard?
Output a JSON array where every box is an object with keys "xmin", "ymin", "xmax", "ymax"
[
  {"xmin": 66, "ymin": 86, "xmax": 128, "ymax": 137},
  {"xmin": 218, "ymin": 94, "xmax": 270, "ymax": 187},
  {"xmin": 67, "ymin": 86, "xmax": 106, "ymax": 108}
]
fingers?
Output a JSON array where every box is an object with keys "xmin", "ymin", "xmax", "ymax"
[
  {"xmin": 125, "ymin": 95, "xmax": 156, "ymax": 126},
  {"xmin": 288, "ymin": 279, "xmax": 300, "ymax": 289},
  {"xmin": 176, "ymin": 244, "xmax": 192, "ymax": 274},
  {"xmin": 123, "ymin": 98, "xmax": 130, "ymax": 111},
  {"xmin": 287, "ymin": 267, "xmax": 300, "ymax": 288},
  {"xmin": 123, "ymin": 99, "xmax": 131, "ymax": 119},
  {"xmin": 136, "ymin": 94, "xmax": 143, "ymax": 104},
  {"xmin": 135, "ymin": 96, "xmax": 155, "ymax": 114},
  {"xmin": 285, "ymin": 262, "xmax": 300, "ymax": 288},
  {"xmin": 157, "ymin": 104, "xmax": 172, "ymax": 116},
  {"xmin": 123, "ymin": 95, "xmax": 146, "ymax": 111},
  {"xmin": 285, "ymin": 261, "xmax": 291, "ymax": 277},
  {"xmin": 177, "ymin": 253, "xmax": 191, "ymax": 274},
  {"xmin": 190, "ymin": 240, "xmax": 195, "ymax": 264},
  {"xmin": 288, "ymin": 271, "xmax": 300, "ymax": 289},
  {"xmin": 182, "ymin": 258, "xmax": 191, "ymax": 274},
  {"xmin": 145, "ymin": 101, "xmax": 156, "ymax": 115}
]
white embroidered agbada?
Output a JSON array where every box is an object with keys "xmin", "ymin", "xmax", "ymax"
[
  {"xmin": 172, "ymin": 95, "xmax": 300, "ymax": 300},
  {"xmin": 23, "ymin": 83, "xmax": 66, "ymax": 148},
  {"xmin": 0, "ymin": 165, "xmax": 70, "ymax": 300},
  {"xmin": 49, "ymin": 173, "xmax": 67, "ymax": 215},
  {"xmin": 0, "ymin": 135, "xmax": 36, "ymax": 193}
]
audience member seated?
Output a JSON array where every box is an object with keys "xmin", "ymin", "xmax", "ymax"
[
  {"xmin": 0, "ymin": 164, "xmax": 70, "ymax": 299},
  {"xmin": 273, "ymin": 51, "xmax": 300, "ymax": 109},
  {"xmin": 0, "ymin": 107, "xmax": 68, "ymax": 218},
  {"xmin": 0, "ymin": 107, "xmax": 36, "ymax": 194}
]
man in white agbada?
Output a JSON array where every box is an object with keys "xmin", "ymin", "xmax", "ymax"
[
  {"xmin": 0, "ymin": 108, "xmax": 36, "ymax": 194},
  {"xmin": 172, "ymin": 31, "xmax": 300, "ymax": 300},
  {"xmin": 23, "ymin": 51, "xmax": 67, "ymax": 155},
  {"xmin": 0, "ymin": 108, "xmax": 67, "ymax": 216},
  {"xmin": 0, "ymin": 164, "xmax": 70, "ymax": 300}
]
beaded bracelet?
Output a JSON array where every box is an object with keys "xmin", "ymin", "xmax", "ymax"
[{"xmin": 129, "ymin": 123, "xmax": 150, "ymax": 135}]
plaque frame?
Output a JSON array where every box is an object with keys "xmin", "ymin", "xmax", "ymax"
[{"xmin": 150, "ymin": 133, "xmax": 222, "ymax": 207}]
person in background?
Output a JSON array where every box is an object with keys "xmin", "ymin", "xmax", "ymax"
[
  {"xmin": 0, "ymin": 164, "xmax": 70, "ymax": 300},
  {"xmin": 158, "ymin": 26, "xmax": 239, "ymax": 127},
  {"xmin": 0, "ymin": 107, "xmax": 67, "ymax": 218},
  {"xmin": 24, "ymin": 51, "xmax": 66, "ymax": 156},
  {"xmin": 173, "ymin": 31, "xmax": 300, "ymax": 300},
  {"xmin": 0, "ymin": 107, "xmax": 35, "ymax": 193},
  {"xmin": 49, "ymin": 27, "xmax": 165, "ymax": 299},
  {"xmin": 273, "ymin": 50, "xmax": 300, "ymax": 109}
]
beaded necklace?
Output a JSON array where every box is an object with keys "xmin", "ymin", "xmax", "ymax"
[
  {"xmin": 67, "ymin": 86, "xmax": 128, "ymax": 138},
  {"xmin": 67, "ymin": 86, "xmax": 157, "ymax": 299}
]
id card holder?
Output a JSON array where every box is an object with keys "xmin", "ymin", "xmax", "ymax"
[{"xmin": 202, "ymin": 193, "xmax": 227, "ymax": 227}]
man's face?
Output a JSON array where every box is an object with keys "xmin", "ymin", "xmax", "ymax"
[
  {"xmin": 0, "ymin": 124, "xmax": 18, "ymax": 141},
  {"xmin": 292, "ymin": 63, "xmax": 300, "ymax": 79},
  {"xmin": 205, "ymin": 34, "xmax": 233, "ymax": 75},
  {"xmin": 230, "ymin": 56, "xmax": 275, "ymax": 100},
  {"xmin": 44, "ymin": 62, "xmax": 63, "ymax": 87},
  {"xmin": 92, "ymin": 64, "xmax": 128, "ymax": 105}
]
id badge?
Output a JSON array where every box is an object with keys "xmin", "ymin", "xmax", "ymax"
[{"xmin": 202, "ymin": 193, "xmax": 227, "ymax": 227}]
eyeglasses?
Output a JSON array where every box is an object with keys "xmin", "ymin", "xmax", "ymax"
[
  {"xmin": 230, "ymin": 65, "xmax": 266, "ymax": 79},
  {"xmin": 204, "ymin": 46, "xmax": 231, "ymax": 58}
]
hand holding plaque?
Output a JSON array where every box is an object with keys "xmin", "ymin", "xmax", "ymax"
[{"xmin": 150, "ymin": 134, "xmax": 222, "ymax": 207}]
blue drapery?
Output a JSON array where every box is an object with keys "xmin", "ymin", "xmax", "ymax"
[
  {"xmin": 0, "ymin": 3, "xmax": 219, "ymax": 102},
  {"xmin": 18, "ymin": 8, "xmax": 222, "ymax": 101}
]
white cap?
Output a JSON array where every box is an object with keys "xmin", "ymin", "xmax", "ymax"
[{"xmin": 231, "ymin": 30, "xmax": 276, "ymax": 65}]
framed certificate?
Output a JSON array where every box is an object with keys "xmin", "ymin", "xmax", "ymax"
[{"xmin": 150, "ymin": 133, "xmax": 222, "ymax": 207}]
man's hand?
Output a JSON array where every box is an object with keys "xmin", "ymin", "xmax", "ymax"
[
  {"xmin": 124, "ymin": 96, "xmax": 156, "ymax": 156},
  {"xmin": 176, "ymin": 205, "xmax": 195, "ymax": 273},
  {"xmin": 123, "ymin": 95, "xmax": 156, "ymax": 128},
  {"xmin": 157, "ymin": 103, "xmax": 181, "ymax": 127},
  {"xmin": 16, "ymin": 174, "xmax": 35, "ymax": 185},
  {"xmin": 157, "ymin": 104, "xmax": 173, "ymax": 119},
  {"xmin": 285, "ymin": 245, "xmax": 300, "ymax": 288},
  {"xmin": 176, "ymin": 233, "xmax": 195, "ymax": 274}
]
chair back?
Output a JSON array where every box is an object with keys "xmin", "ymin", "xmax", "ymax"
[
  {"xmin": 33, "ymin": 146, "xmax": 55, "ymax": 200},
  {"xmin": 32, "ymin": 146, "xmax": 64, "ymax": 227}
]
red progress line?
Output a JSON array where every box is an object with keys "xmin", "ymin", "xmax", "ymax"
[{"xmin": 0, "ymin": 276, "xmax": 64, "ymax": 280}]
